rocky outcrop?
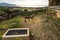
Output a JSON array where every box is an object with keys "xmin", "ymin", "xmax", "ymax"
[{"xmin": 49, "ymin": 0, "xmax": 60, "ymax": 6}]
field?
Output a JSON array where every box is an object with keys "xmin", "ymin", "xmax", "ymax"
[{"xmin": 0, "ymin": 7, "xmax": 60, "ymax": 40}]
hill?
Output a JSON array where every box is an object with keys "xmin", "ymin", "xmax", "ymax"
[{"xmin": 0, "ymin": 3, "xmax": 18, "ymax": 7}]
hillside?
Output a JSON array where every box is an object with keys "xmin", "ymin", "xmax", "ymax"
[
  {"xmin": 0, "ymin": 8, "xmax": 60, "ymax": 40},
  {"xmin": 0, "ymin": 3, "xmax": 19, "ymax": 7}
]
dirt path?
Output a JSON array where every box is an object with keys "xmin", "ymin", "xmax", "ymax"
[
  {"xmin": 21, "ymin": 14, "xmax": 60, "ymax": 40},
  {"xmin": 21, "ymin": 15, "xmax": 43, "ymax": 40}
]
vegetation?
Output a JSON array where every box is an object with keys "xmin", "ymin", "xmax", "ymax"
[
  {"xmin": 0, "ymin": 15, "xmax": 24, "ymax": 40},
  {"xmin": 0, "ymin": 7, "xmax": 60, "ymax": 40},
  {"xmin": 16, "ymin": 38, "xmax": 22, "ymax": 40}
]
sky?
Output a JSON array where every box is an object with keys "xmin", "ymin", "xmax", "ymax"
[{"xmin": 0, "ymin": 0, "xmax": 49, "ymax": 7}]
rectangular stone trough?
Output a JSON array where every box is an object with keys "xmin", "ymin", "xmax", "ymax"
[{"xmin": 2, "ymin": 28, "xmax": 29, "ymax": 40}]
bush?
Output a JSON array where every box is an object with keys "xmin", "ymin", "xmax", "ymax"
[
  {"xmin": 0, "ymin": 11, "xmax": 6, "ymax": 15},
  {"xmin": 14, "ymin": 10, "xmax": 22, "ymax": 12}
]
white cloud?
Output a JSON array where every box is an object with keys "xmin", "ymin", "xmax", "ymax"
[{"xmin": 0, "ymin": 0, "xmax": 49, "ymax": 7}]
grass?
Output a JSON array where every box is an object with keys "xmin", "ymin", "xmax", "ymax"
[
  {"xmin": 0, "ymin": 15, "xmax": 24, "ymax": 40},
  {"xmin": 0, "ymin": 15, "xmax": 24, "ymax": 28},
  {"xmin": 40, "ymin": 9, "xmax": 60, "ymax": 40},
  {"xmin": 0, "ymin": 8, "xmax": 60, "ymax": 40},
  {"xmin": 16, "ymin": 38, "xmax": 22, "ymax": 40}
]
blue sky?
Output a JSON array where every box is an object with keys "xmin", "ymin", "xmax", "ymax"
[{"xmin": 0, "ymin": 0, "xmax": 49, "ymax": 7}]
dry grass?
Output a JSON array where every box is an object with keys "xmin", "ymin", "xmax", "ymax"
[{"xmin": 0, "ymin": 9, "xmax": 60, "ymax": 40}]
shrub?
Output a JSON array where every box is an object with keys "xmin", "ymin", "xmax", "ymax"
[
  {"xmin": 14, "ymin": 10, "xmax": 22, "ymax": 12},
  {"xmin": 0, "ymin": 11, "xmax": 6, "ymax": 15}
]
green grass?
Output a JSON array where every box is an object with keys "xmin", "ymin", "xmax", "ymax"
[
  {"xmin": 0, "ymin": 15, "xmax": 24, "ymax": 28},
  {"xmin": 0, "ymin": 15, "xmax": 24, "ymax": 40}
]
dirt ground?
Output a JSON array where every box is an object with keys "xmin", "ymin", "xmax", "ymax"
[{"xmin": 21, "ymin": 12, "xmax": 60, "ymax": 40}]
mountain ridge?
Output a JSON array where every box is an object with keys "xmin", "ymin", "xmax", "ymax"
[{"xmin": 0, "ymin": 3, "xmax": 19, "ymax": 7}]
